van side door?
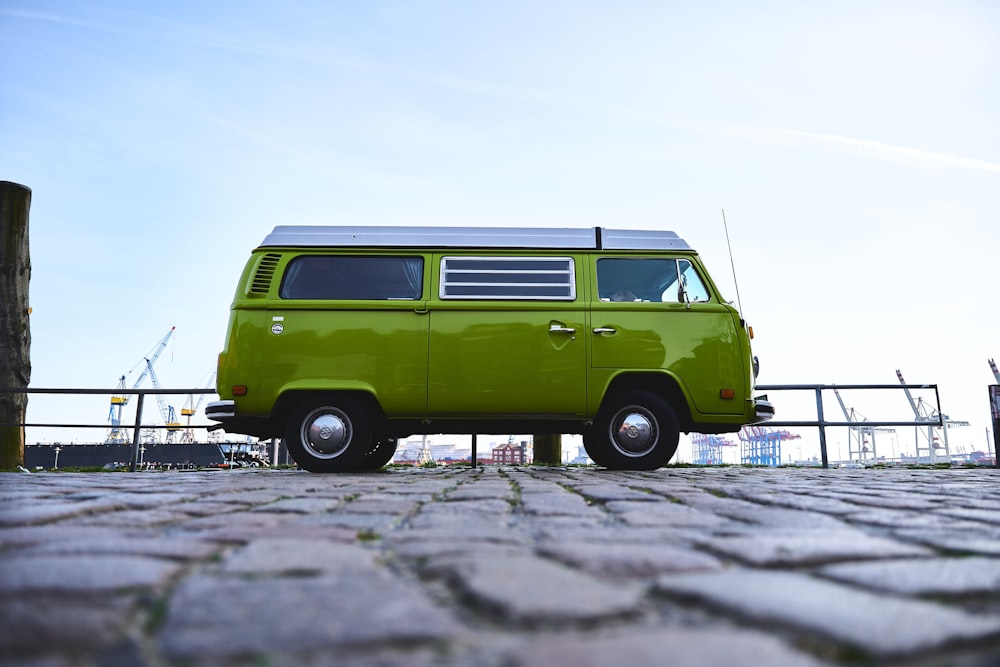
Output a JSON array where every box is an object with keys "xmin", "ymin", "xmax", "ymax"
[
  {"xmin": 427, "ymin": 254, "xmax": 588, "ymax": 416},
  {"xmin": 590, "ymin": 256, "xmax": 747, "ymax": 416}
]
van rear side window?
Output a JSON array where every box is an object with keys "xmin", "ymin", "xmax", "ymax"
[
  {"xmin": 440, "ymin": 256, "xmax": 576, "ymax": 300},
  {"xmin": 279, "ymin": 256, "xmax": 423, "ymax": 300}
]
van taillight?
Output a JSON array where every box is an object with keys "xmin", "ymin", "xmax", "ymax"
[{"xmin": 232, "ymin": 385, "xmax": 248, "ymax": 396}]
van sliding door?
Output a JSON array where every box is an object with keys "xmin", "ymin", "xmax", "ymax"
[{"xmin": 427, "ymin": 254, "xmax": 588, "ymax": 416}]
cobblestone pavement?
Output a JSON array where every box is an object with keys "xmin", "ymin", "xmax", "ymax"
[{"xmin": 3, "ymin": 465, "xmax": 1000, "ymax": 666}]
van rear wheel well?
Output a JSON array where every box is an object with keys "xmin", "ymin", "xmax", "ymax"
[
  {"xmin": 274, "ymin": 390, "xmax": 388, "ymax": 433},
  {"xmin": 603, "ymin": 374, "xmax": 692, "ymax": 432}
]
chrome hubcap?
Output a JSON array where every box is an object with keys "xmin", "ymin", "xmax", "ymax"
[
  {"xmin": 610, "ymin": 407, "xmax": 657, "ymax": 457},
  {"xmin": 301, "ymin": 408, "xmax": 351, "ymax": 459}
]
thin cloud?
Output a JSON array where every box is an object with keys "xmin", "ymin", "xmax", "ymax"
[
  {"xmin": 9, "ymin": 7, "xmax": 995, "ymax": 177},
  {"xmin": 0, "ymin": 8, "xmax": 108, "ymax": 30},
  {"xmin": 762, "ymin": 128, "xmax": 1000, "ymax": 175}
]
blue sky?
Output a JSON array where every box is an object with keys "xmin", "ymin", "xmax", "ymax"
[{"xmin": 2, "ymin": 1, "xmax": 998, "ymax": 460}]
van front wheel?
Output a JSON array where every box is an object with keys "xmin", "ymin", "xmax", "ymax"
[
  {"xmin": 586, "ymin": 390, "xmax": 679, "ymax": 470},
  {"xmin": 285, "ymin": 398, "xmax": 372, "ymax": 473},
  {"xmin": 357, "ymin": 437, "xmax": 398, "ymax": 471}
]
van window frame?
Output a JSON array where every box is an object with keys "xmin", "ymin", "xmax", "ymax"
[
  {"xmin": 439, "ymin": 255, "xmax": 577, "ymax": 301},
  {"xmin": 278, "ymin": 254, "xmax": 425, "ymax": 301},
  {"xmin": 595, "ymin": 256, "xmax": 713, "ymax": 304}
]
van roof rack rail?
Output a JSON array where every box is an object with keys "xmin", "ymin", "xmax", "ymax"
[{"xmin": 259, "ymin": 226, "xmax": 691, "ymax": 251}]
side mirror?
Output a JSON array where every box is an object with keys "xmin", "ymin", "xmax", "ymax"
[{"xmin": 678, "ymin": 273, "xmax": 691, "ymax": 308}]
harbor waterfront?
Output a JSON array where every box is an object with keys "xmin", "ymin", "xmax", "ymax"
[{"xmin": 2, "ymin": 465, "xmax": 1000, "ymax": 666}]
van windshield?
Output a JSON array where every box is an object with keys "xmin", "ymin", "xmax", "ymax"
[{"xmin": 279, "ymin": 256, "xmax": 423, "ymax": 300}]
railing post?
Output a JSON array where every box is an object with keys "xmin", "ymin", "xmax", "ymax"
[
  {"xmin": 815, "ymin": 387, "xmax": 829, "ymax": 469},
  {"xmin": 128, "ymin": 393, "xmax": 146, "ymax": 472}
]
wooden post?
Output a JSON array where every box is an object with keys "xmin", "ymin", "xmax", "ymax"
[
  {"xmin": 0, "ymin": 181, "xmax": 31, "ymax": 469},
  {"xmin": 532, "ymin": 434, "xmax": 562, "ymax": 465}
]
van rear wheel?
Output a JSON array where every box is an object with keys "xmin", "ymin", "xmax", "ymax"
[
  {"xmin": 585, "ymin": 390, "xmax": 679, "ymax": 470},
  {"xmin": 285, "ymin": 397, "xmax": 372, "ymax": 473}
]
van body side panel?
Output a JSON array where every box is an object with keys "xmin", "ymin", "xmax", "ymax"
[
  {"xmin": 217, "ymin": 305, "xmax": 268, "ymax": 413},
  {"xmin": 427, "ymin": 301, "xmax": 588, "ymax": 415},
  {"xmin": 590, "ymin": 302, "xmax": 745, "ymax": 413},
  {"xmin": 588, "ymin": 254, "xmax": 750, "ymax": 419},
  {"xmin": 260, "ymin": 301, "xmax": 429, "ymax": 415},
  {"xmin": 220, "ymin": 250, "xmax": 430, "ymax": 419},
  {"xmin": 427, "ymin": 251, "xmax": 588, "ymax": 416}
]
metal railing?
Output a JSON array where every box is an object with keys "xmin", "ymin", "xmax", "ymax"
[
  {"xmin": 0, "ymin": 387, "xmax": 216, "ymax": 472},
  {"xmin": 755, "ymin": 383, "xmax": 943, "ymax": 468},
  {"xmin": 2, "ymin": 382, "xmax": 952, "ymax": 472}
]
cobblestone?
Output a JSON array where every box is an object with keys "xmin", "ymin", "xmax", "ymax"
[
  {"xmin": 819, "ymin": 557, "xmax": 1000, "ymax": 595},
  {"xmin": 655, "ymin": 568, "xmax": 1000, "ymax": 655},
  {"xmin": 691, "ymin": 528, "xmax": 933, "ymax": 565},
  {"xmin": 0, "ymin": 553, "xmax": 181, "ymax": 593},
  {"xmin": 441, "ymin": 553, "xmax": 644, "ymax": 623},
  {"xmin": 2, "ymin": 465, "xmax": 1000, "ymax": 665},
  {"xmin": 503, "ymin": 627, "xmax": 831, "ymax": 667}
]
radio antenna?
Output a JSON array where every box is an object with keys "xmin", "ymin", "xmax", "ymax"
[{"xmin": 722, "ymin": 209, "xmax": 744, "ymax": 317}]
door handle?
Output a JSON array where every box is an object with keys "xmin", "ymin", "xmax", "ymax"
[
  {"xmin": 593, "ymin": 327, "xmax": 616, "ymax": 335},
  {"xmin": 549, "ymin": 324, "xmax": 576, "ymax": 335}
]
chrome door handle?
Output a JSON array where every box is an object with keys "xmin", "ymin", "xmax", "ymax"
[
  {"xmin": 549, "ymin": 324, "xmax": 576, "ymax": 334},
  {"xmin": 593, "ymin": 327, "xmax": 616, "ymax": 335}
]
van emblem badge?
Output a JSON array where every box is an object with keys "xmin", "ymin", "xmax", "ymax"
[{"xmin": 271, "ymin": 323, "xmax": 284, "ymax": 335}]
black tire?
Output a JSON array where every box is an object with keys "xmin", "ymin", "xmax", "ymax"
[
  {"xmin": 355, "ymin": 437, "xmax": 398, "ymax": 471},
  {"xmin": 284, "ymin": 396, "xmax": 372, "ymax": 473},
  {"xmin": 582, "ymin": 427, "xmax": 613, "ymax": 467},
  {"xmin": 586, "ymin": 390, "xmax": 680, "ymax": 470}
]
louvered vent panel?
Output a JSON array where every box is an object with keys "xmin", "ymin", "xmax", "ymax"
[{"xmin": 249, "ymin": 253, "xmax": 281, "ymax": 295}]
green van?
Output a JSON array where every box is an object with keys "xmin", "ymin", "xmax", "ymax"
[{"xmin": 206, "ymin": 226, "xmax": 773, "ymax": 472}]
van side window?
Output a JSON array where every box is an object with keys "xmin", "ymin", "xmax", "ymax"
[
  {"xmin": 597, "ymin": 258, "xmax": 710, "ymax": 303},
  {"xmin": 279, "ymin": 256, "xmax": 423, "ymax": 300},
  {"xmin": 440, "ymin": 256, "xmax": 576, "ymax": 300}
]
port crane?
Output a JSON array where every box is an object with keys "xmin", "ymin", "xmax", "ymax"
[
  {"xmin": 105, "ymin": 327, "xmax": 175, "ymax": 445},
  {"xmin": 895, "ymin": 369, "xmax": 968, "ymax": 463},
  {"xmin": 690, "ymin": 433, "xmax": 736, "ymax": 465},
  {"xmin": 180, "ymin": 371, "xmax": 216, "ymax": 443},
  {"xmin": 146, "ymin": 362, "xmax": 182, "ymax": 443},
  {"xmin": 738, "ymin": 426, "xmax": 800, "ymax": 466},
  {"xmin": 832, "ymin": 387, "xmax": 895, "ymax": 463}
]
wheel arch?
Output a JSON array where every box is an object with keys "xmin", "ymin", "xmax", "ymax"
[
  {"xmin": 273, "ymin": 389, "xmax": 389, "ymax": 432},
  {"xmin": 601, "ymin": 372, "xmax": 693, "ymax": 432}
]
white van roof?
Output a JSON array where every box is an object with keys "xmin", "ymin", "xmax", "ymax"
[{"xmin": 259, "ymin": 226, "xmax": 692, "ymax": 251}]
